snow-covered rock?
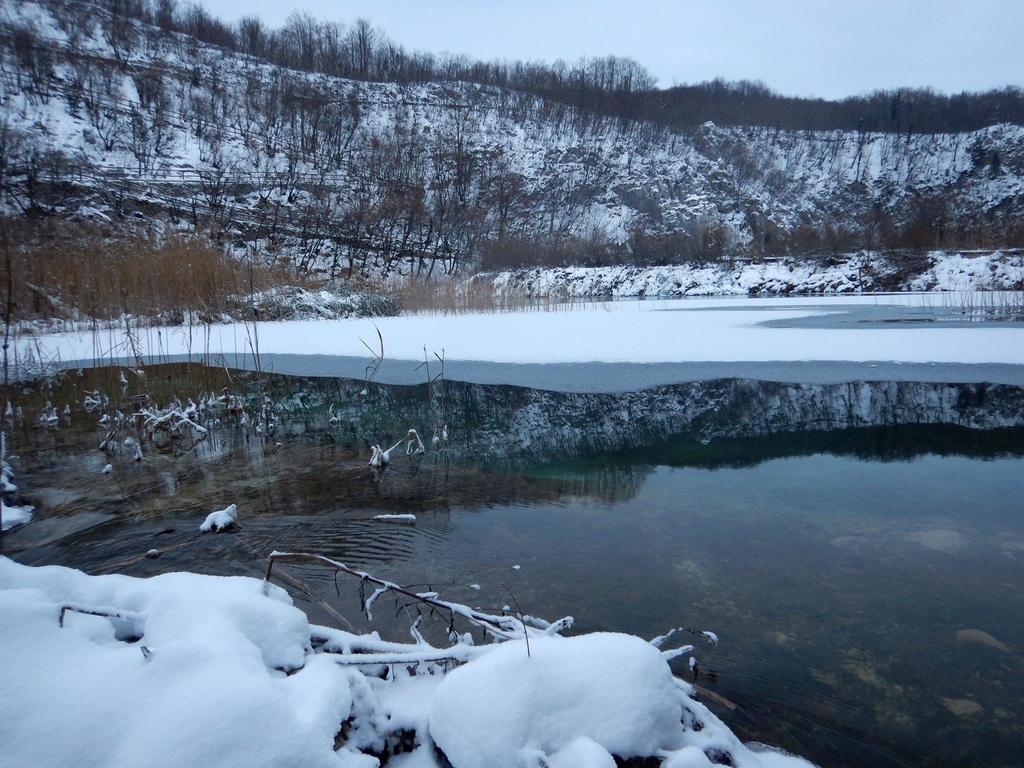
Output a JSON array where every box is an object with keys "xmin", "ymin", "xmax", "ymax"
[
  {"xmin": 1, "ymin": 499, "xmax": 33, "ymax": 530},
  {"xmin": 546, "ymin": 736, "xmax": 618, "ymax": 768},
  {"xmin": 1, "ymin": 441, "xmax": 33, "ymax": 530},
  {"xmin": 199, "ymin": 504, "xmax": 238, "ymax": 532},
  {"xmin": 429, "ymin": 633, "xmax": 685, "ymax": 768}
]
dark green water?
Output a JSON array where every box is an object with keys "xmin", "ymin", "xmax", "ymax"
[{"xmin": 4, "ymin": 366, "xmax": 1023, "ymax": 768}]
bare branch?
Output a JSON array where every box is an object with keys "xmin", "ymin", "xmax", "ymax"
[{"xmin": 264, "ymin": 551, "xmax": 572, "ymax": 642}]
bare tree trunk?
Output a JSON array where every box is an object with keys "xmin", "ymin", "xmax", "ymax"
[{"xmin": 2, "ymin": 242, "xmax": 11, "ymax": 388}]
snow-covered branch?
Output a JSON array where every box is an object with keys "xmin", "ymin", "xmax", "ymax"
[{"xmin": 265, "ymin": 551, "xmax": 574, "ymax": 642}]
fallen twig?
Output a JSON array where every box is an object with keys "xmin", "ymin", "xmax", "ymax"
[{"xmin": 264, "ymin": 551, "xmax": 572, "ymax": 642}]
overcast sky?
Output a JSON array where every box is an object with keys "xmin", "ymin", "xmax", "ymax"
[{"xmin": 200, "ymin": 0, "xmax": 1024, "ymax": 99}]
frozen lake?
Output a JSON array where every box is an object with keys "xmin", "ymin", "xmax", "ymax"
[{"xmin": 17, "ymin": 293, "xmax": 1024, "ymax": 391}]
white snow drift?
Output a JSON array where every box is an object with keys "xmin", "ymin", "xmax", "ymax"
[
  {"xmin": 429, "ymin": 632, "xmax": 686, "ymax": 768},
  {"xmin": 0, "ymin": 558, "xmax": 814, "ymax": 768},
  {"xmin": 199, "ymin": 503, "xmax": 239, "ymax": 532}
]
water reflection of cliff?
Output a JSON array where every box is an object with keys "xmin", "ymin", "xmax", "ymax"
[
  {"xmin": 229, "ymin": 372, "xmax": 1024, "ymax": 504},
  {"xmin": 233, "ymin": 371, "xmax": 1024, "ymax": 460},
  {"xmin": 18, "ymin": 365, "xmax": 1024, "ymax": 512}
]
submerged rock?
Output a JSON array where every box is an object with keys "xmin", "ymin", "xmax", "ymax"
[
  {"xmin": 943, "ymin": 698, "xmax": 984, "ymax": 717},
  {"xmin": 955, "ymin": 628, "xmax": 1011, "ymax": 653}
]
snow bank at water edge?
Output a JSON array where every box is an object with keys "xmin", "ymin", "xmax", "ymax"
[
  {"xmin": 429, "ymin": 632, "xmax": 686, "ymax": 768},
  {"xmin": 0, "ymin": 558, "xmax": 814, "ymax": 768},
  {"xmin": 1, "ymin": 435, "xmax": 34, "ymax": 531},
  {"xmin": 484, "ymin": 251, "xmax": 1024, "ymax": 299},
  {"xmin": 11, "ymin": 286, "xmax": 400, "ymax": 338},
  {"xmin": 1, "ymin": 498, "xmax": 33, "ymax": 530}
]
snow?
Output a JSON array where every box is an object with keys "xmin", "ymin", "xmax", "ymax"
[
  {"xmin": 246, "ymin": 287, "xmax": 399, "ymax": 321},
  {"xmin": 1, "ymin": 499, "xmax": 33, "ymax": 530},
  {"xmin": 747, "ymin": 747, "xmax": 818, "ymax": 768},
  {"xmin": 0, "ymin": 558, "xmax": 815, "ymax": 768},
  {"xmin": 199, "ymin": 504, "xmax": 238, "ymax": 532},
  {"xmin": 0, "ymin": 558, "xmax": 347, "ymax": 768},
  {"xmin": 909, "ymin": 252, "xmax": 1024, "ymax": 291},
  {"xmin": 547, "ymin": 736, "xmax": 618, "ymax": 767},
  {"xmin": 662, "ymin": 747, "xmax": 715, "ymax": 768},
  {"xmin": 2, "ymin": 439, "xmax": 33, "ymax": 530},
  {"xmin": 18, "ymin": 293, "xmax": 1024, "ymax": 372},
  {"xmin": 428, "ymin": 633, "xmax": 684, "ymax": 768},
  {"xmin": 487, "ymin": 251, "xmax": 1024, "ymax": 298}
]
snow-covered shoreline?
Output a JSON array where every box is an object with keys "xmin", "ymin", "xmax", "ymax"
[
  {"xmin": 10, "ymin": 286, "xmax": 400, "ymax": 338},
  {"xmin": 483, "ymin": 251, "xmax": 1024, "ymax": 299},
  {"xmin": 0, "ymin": 557, "xmax": 814, "ymax": 768}
]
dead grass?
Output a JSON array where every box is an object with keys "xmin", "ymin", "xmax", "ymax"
[
  {"xmin": 1, "ymin": 219, "xmax": 305, "ymax": 323},
  {"xmin": 0, "ymin": 219, "xmax": 589, "ymax": 326}
]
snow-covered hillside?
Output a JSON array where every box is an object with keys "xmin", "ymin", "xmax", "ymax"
[{"xmin": 3, "ymin": 0, "xmax": 1023, "ymax": 277}]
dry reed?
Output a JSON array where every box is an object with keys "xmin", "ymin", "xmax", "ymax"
[{"xmin": 2, "ymin": 220, "xmax": 303, "ymax": 323}]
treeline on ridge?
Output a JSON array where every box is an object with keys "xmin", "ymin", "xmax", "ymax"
[{"xmin": 90, "ymin": 0, "xmax": 1024, "ymax": 135}]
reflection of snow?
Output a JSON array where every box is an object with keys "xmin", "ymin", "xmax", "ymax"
[{"xmin": 373, "ymin": 514, "xmax": 417, "ymax": 523}]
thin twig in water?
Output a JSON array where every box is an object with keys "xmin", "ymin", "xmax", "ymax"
[
  {"xmin": 503, "ymin": 584, "xmax": 530, "ymax": 658},
  {"xmin": 359, "ymin": 324, "xmax": 384, "ymax": 393}
]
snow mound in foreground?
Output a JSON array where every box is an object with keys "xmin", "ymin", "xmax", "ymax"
[
  {"xmin": 430, "ymin": 632, "xmax": 684, "ymax": 768},
  {"xmin": 0, "ymin": 557, "xmax": 815, "ymax": 768},
  {"xmin": 0, "ymin": 558, "xmax": 348, "ymax": 768}
]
